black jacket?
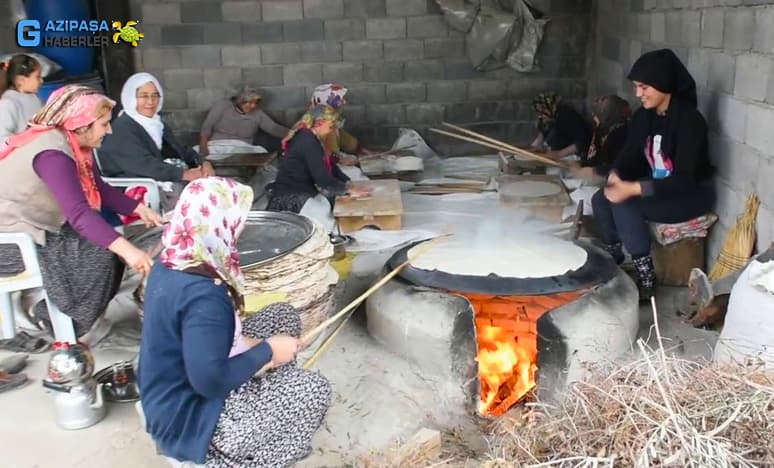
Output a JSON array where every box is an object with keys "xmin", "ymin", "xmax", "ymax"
[
  {"xmin": 582, "ymin": 124, "xmax": 628, "ymax": 177},
  {"xmin": 272, "ymin": 129, "xmax": 349, "ymax": 197},
  {"xmin": 98, "ymin": 113, "xmax": 202, "ymax": 182},
  {"xmin": 544, "ymin": 104, "xmax": 592, "ymax": 156}
]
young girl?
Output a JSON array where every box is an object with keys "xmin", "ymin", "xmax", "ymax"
[{"xmin": 0, "ymin": 54, "xmax": 43, "ymax": 142}]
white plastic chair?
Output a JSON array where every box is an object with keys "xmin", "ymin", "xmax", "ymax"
[
  {"xmin": 93, "ymin": 149, "xmax": 162, "ymax": 214},
  {"xmin": 0, "ymin": 232, "xmax": 77, "ymax": 343}
]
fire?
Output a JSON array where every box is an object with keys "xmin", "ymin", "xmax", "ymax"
[{"xmin": 476, "ymin": 322, "xmax": 537, "ymax": 415}]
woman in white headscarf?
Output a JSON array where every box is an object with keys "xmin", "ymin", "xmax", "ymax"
[{"xmin": 98, "ymin": 72, "xmax": 215, "ymax": 211}]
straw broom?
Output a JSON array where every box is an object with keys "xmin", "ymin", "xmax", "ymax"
[{"xmin": 708, "ymin": 193, "xmax": 759, "ymax": 281}]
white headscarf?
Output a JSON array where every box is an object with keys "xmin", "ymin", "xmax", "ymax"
[{"xmin": 120, "ymin": 72, "xmax": 165, "ymax": 149}]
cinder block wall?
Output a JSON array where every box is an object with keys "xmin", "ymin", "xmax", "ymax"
[
  {"xmin": 590, "ymin": 0, "xmax": 774, "ymax": 259},
  {"xmin": 129, "ymin": 0, "xmax": 592, "ymax": 155}
]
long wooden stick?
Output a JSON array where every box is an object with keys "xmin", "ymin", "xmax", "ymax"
[
  {"xmin": 441, "ymin": 122, "xmax": 566, "ymax": 168},
  {"xmin": 358, "ymin": 144, "xmax": 417, "ymax": 160},
  {"xmin": 301, "ymin": 308, "xmax": 355, "ymax": 369}
]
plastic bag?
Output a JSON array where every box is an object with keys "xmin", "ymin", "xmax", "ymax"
[{"xmin": 0, "ymin": 52, "xmax": 62, "ymax": 78}]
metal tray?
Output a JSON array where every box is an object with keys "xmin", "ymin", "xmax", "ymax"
[{"xmin": 239, "ymin": 211, "xmax": 315, "ymax": 269}]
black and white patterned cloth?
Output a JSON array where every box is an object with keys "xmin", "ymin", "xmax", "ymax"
[{"xmin": 206, "ymin": 303, "xmax": 331, "ymax": 468}]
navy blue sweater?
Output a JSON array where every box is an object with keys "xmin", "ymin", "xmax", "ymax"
[{"xmin": 137, "ymin": 263, "xmax": 273, "ymax": 463}]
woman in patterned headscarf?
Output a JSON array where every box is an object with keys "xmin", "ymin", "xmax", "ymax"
[
  {"xmin": 529, "ymin": 91, "xmax": 591, "ymax": 160},
  {"xmin": 0, "ymin": 84, "xmax": 161, "ymax": 350},
  {"xmin": 139, "ymin": 177, "xmax": 331, "ymax": 467},
  {"xmin": 573, "ymin": 94, "xmax": 631, "ymax": 179},
  {"xmin": 267, "ymin": 104, "xmax": 371, "ymax": 213},
  {"xmin": 308, "ymin": 83, "xmax": 373, "ymax": 164}
]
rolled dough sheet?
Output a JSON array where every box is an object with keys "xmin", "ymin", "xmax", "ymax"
[
  {"xmin": 499, "ymin": 180, "xmax": 561, "ymax": 198},
  {"xmin": 408, "ymin": 236, "xmax": 587, "ymax": 278},
  {"xmin": 393, "ymin": 156, "xmax": 424, "ymax": 172}
]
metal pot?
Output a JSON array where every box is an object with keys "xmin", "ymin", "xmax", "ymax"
[
  {"xmin": 94, "ymin": 360, "xmax": 140, "ymax": 403},
  {"xmin": 47, "ymin": 341, "xmax": 94, "ymax": 384},
  {"xmin": 329, "ymin": 234, "xmax": 352, "ymax": 261}
]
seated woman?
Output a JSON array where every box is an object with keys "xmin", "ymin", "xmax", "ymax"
[
  {"xmin": 592, "ymin": 49, "xmax": 715, "ymax": 301},
  {"xmin": 138, "ymin": 177, "xmax": 330, "ymax": 467},
  {"xmin": 0, "ymin": 54, "xmax": 43, "ymax": 143},
  {"xmin": 267, "ymin": 104, "xmax": 371, "ymax": 214},
  {"xmin": 571, "ymin": 94, "xmax": 631, "ymax": 180},
  {"xmin": 98, "ymin": 72, "xmax": 215, "ymax": 211},
  {"xmin": 309, "ymin": 83, "xmax": 373, "ymax": 165},
  {"xmin": 198, "ymin": 87, "xmax": 289, "ymax": 156},
  {"xmin": 529, "ymin": 92, "xmax": 592, "ymax": 160},
  {"xmin": 0, "ymin": 85, "xmax": 160, "ymax": 348}
]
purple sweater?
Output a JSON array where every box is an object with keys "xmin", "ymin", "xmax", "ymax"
[{"xmin": 33, "ymin": 150, "xmax": 140, "ymax": 248}]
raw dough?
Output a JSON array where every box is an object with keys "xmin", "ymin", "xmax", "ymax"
[
  {"xmin": 408, "ymin": 236, "xmax": 588, "ymax": 278},
  {"xmin": 393, "ymin": 156, "xmax": 424, "ymax": 172},
  {"xmin": 417, "ymin": 177, "xmax": 483, "ymax": 186},
  {"xmin": 499, "ymin": 180, "xmax": 561, "ymax": 198}
]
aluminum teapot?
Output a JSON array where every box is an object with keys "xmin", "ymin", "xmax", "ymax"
[{"xmin": 47, "ymin": 341, "xmax": 95, "ymax": 384}]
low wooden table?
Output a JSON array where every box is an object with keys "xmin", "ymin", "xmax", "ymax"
[
  {"xmin": 207, "ymin": 152, "xmax": 277, "ymax": 180},
  {"xmin": 334, "ymin": 179, "xmax": 404, "ymax": 233}
]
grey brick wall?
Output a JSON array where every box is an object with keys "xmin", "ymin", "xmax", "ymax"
[
  {"xmin": 590, "ymin": 0, "xmax": 774, "ymax": 260},
  {"xmin": 129, "ymin": 0, "xmax": 592, "ymax": 156}
]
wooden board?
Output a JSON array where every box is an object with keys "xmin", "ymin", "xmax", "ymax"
[
  {"xmin": 207, "ymin": 152, "xmax": 277, "ymax": 168},
  {"xmin": 334, "ymin": 179, "xmax": 403, "ymax": 233}
]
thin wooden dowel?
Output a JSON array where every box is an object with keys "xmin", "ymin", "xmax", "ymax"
[
  {"xmin": 441, "ymin": 122, "xmax": 566, "ymax": 168},
  {"xmin": 358, "ymin": 144, "xmax": 417, "ymax": 160},
  {"xmin": 301, "ymin": 308, "xmax": 355, "ymax": 369}
]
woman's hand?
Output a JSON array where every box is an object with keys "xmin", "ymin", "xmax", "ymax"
[
  {"xmin": 133, "ymin": 203, "xmax": 163, "ymax": 227},
  {"xmin": 182, "ymin": 168, "xmax": 203, "ymax": 182},
  {"xmin": 570, "ymin": 165, "xmax": 596, "ymax": 180},
  {"xmin": 200, "ymin": 161, "xmax": 216, "ymax": 177},
  {"xmin": 347, "ymin": 183, "xmax": 373, "ymax": 198},
  {"xmin": 122, "ymin": 244, "xmax": 154, "ymax": 276},
  {"xmin": 266, "ymin": 335, "xmax": 300, "ymax": 367},
  {"xmin": 337, "ymin": 153, "xmax": 359, "ymax": 166},
  {"xmin": 604, "ymin": 172, "xmax": 642, "ymax": 203}
]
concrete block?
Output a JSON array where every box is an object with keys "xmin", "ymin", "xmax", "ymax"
[
  {"xmin": 242, "ymin": 66, "xmax": 285, "ymax": 86},
  {"xmin": 343, "ymin": 41, "xmax": 384, "ymax": 61},
  {"xmin": 723, "ymin": 8, "xmax": 754, "ymax": 51},
  {"xmin": 405, "ymin": 103, "xmax": 445, "ymax": 124},
  {"xmin": 324, "ymin": 19, "xmax": 366, "ymax": 41},
  {"xmin": 366, "ymin": 18, "xmax": 406, "ymax": 40},
  {"xmin": 445, "ymin": 102, "xmax": 515, "ymax": 123},
  {"xmin": 467, "ymin": 80, "xmax": 507, "ymax": 100},
  {"xmin": 222, "ymin": 45, "xmax": 261, "ymax": 66},
  {"xmin": 363, "ymin": 62, "xmax": 404, "ymax": 82},
  {"xmin": 386, "ymin": 0, "xmax": 427, "ymax": 16},
  {"xmin": 304, "ymin": 0, "xmax": 344, "ymax": 18},
  {"xmin": 161, "ymin": 25, "xmax": 204, "ymax": 46},
  {"xmin": 407, "ymin": 16, "xmax": 448, "ymax": 38},
  {"xmin": 366, "ymin": 103, "xmax": 405, "ymax": 124},
  {"xmin": 222, "ymin": 2, "xmax": 262, "ymax": 22},
  {"xmin": 753, "ymin": 6, "xmax": 774, "ymax": 54},
  {"xmin": 340, "ymin": 105, "xmax": 366, "ymax": 125},
  {"xmin": 707, "ymin": 52, "xmax": 736, "ymax": 94},
  {"xmin": 386, "ymin": 83, "xmax": 426, "ymax": 102},
  {"xmin": 141, "ymin": 48, "xmax": 182, "ymax": 69},
  {"xmin": 283, "ymin": 64, "xmax": 323, "ymax": 85},
  {"xmin": 426, "ymin": 81, "xmax": 467, "ymax": 102},
  {"xmin": 161, "ymin": 90, "xmax": 187, "ymax": 110},
  {"xmin": 600, "ymin": 37, "xmax": 621, "ymax": 61},
  {"xmin": 734, "ymin": 54, "xmax": 772, "ymax": 102},
  {"xmin": 723, "ymin": 141, "xmax": 762, "ymax": 192},
  {"xmin": 163, "ymin": 69, "xmax": 204, "ymax": 90},
  {"xmin": 204, "ymin": 68, "xmax": 243, "ymax": 89},
  {"xmin": 142, "ymin": 4, "xmax": 181, "ymax": 25},
  {"xmin": 180, "ymin": 45, "xmax": 221, "ymax": 67},
  {"xmin": 203, "ymin": 23, "xmax": 243, "ymax": 45},
  {"xmin": 261, "ymin": 43, "xmax": 302, "ymax": 64},
  {"xmin": 343, "ymin": 0, "xmax": 387, "ymax": 17},
  {"xmin": 323, "ymin": 63, "xmax": 363, "ymax": 82},
  {"xmin": 187, "ymin": 88, "xmax": 226, "ymax": 110},
  {"xmin": 443, "ymin": 58, "xmax": 481, "ymax": 80},
  {"xmin": 181, "ymin": 1, "xmax": 222, "ymax": 23},
  {"xmin": 767, "ymin": 73, "xmax": 774, "ymax": 105},
  {"xmin": 404, "ymin": 60, "xmax": 444, "ymax": 81},
  {"xmin": 384, "ymin": 39, "xmax": 423, "ymax": 61},
  {"xmin": 665, "ymin": 11, "xmax": 682, "ymax": 45},
  {"xmin": 635, "ymin": 14, "xmax": 650, "ymax": 42},
  {"xmin": 755, "ymin": 203, "xmax": 774, "ymax": 253},
  {"xmin": 687, "ymin": 48, "xmax": 709, "ymax": 88},
  {"xmin": 283, "ymin": 20, "xmax": 325, "ymax": 42},
  {"xmin": 241, "ymin": 23, "xmax": 283, "ymax": 43},
  {"xmin": 650, "ymin": 12, "xmax": 665, "ymax": 43},
  {"xmin": 550, "ymin": 0, "xmax": 593, "ymax": 13},
  {"xmin": 262, "ymin": 1, "xmax": 303, "ymax": 21},
  {"xmin": 162, "ymin": 110, "xmax": 207, "ymax": 133},
  {"xmin": 345, "ymin": 84, "xmax": 386, "ymax": 104},
  {"xmin": 300, "ymin": 42, "xmax": 342, "ymax": 62},
  {"xmin": 260, "ymin": 86, "xmax": 308, "ymax": 110},
  {"xmin": 681, "ymin": 10, "xmax": 701, "ymax": 47},
  {"xmin": 755, "ymin": 157, "xmax": 774, "ymax": 233},
  {"xmin": 701, "ymin": 9, "xmax": 724, "ymax": 48},
  {"xmin": 746, "ymin": 103, "xmax": 774, "ymax": 153},
  {"xmin": 424, "ymin": 37, "xmax": 465, "ymax": 58}
]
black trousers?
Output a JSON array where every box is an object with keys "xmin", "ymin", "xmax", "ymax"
[{"xmin": 591, "ymin": 185, "xmax": 715, "ymax": 258}]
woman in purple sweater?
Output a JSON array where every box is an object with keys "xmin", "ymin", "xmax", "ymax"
[{"xmin": 0, "ymin": 85, "xmax": 161, "ymax": 347}]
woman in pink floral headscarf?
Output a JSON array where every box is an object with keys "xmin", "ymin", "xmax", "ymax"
[{"xmin": 139, "ymin": 177, "xmax": 331, "ymax": 467}]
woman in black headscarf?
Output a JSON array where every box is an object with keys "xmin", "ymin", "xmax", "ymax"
[
  {"xmin": 529, "ymin": 92, "xmax": 591, "ymax": 160},
  {"xmin": 591, "ymin": 49, "xmax": 715, "ymax": 301}
]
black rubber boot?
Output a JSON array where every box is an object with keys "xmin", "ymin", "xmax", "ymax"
[
  {"xmin": 602, "ymin": 242, "xmax": 625, "ymax": 265},
  {"xmin": 632, "ymin": 255, "xmax": 656, "ymax": 302}
]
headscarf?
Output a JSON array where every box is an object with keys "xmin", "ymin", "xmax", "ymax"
[
  {"xmin": 309, "ymin": 83, "xmax": 347, "ymax": 109},
  {"xmin": 160, "ymin": 177, "xmax": 254, "ymax": 306},
  {"xmin": 533, "ymin": 92, "xmax": 560, "ymax": 134},
  {"xmin": 627, "ymin": 49, "xmax": 697, "ymax": 107},
  {"xmin": 588, "ymin": 95, "xmax": 632, "ymax": 160},
  {"xmin": 0, "ymin": 84, "xmax": 115, "ymax": 209},
  {"xmin": 282, "ymin": 104, "xmax": 341, "ymax": 174},
  {"xmin": 120, "ymin": 72, "xmax": 165, "ymax": 149}
]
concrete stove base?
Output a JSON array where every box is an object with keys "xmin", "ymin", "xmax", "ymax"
[{"xmin": 366, "ymin": 268, "xmax": 640, "ymax": 409}]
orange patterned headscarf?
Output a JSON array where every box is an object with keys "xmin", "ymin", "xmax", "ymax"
[{"xmin": 0, "ymin": 84, "xmax": 115, "ymax": 210}]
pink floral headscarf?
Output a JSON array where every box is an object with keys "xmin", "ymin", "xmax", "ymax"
[{"xmin": 160, "ymin": 177, "xmax": 254, "ymax": 295}]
